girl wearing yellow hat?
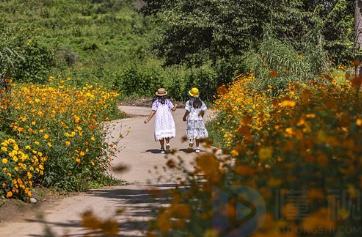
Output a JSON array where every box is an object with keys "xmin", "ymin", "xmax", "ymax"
[{"xmin": 183, "ymin": 87, "xmax": 208, "ymax": 153}]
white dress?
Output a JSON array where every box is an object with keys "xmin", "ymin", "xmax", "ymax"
[
  {"xmin": 185, "ymin": 100, "xmax": 208, "ymax": 140},
  {"xmin": 152, "ymin": 99, "xmax": 176, "ymax": 141}
]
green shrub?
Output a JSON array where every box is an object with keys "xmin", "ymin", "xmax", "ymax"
[
  {"xmin": 0, "ymin": 24, "xmax": 55, "ymax": 83},
  {"xmin": 0, "ymin": 78, "xmax": 124, "ymax": 194},
  {"xmin": 242, "ymin": 37, "xmax": 328, "ymax": 92}
]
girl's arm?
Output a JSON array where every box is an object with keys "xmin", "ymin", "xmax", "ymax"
[
  {"xmin": 144, "ymin": 110, "xmax": 156, "ymax": 124},
  {"xmin": 199, "ymin": 101, "xmax": 207, "ymax": 117},
  {"xmin": 183, "ymin": 110, "xmax": 190, "ymax": 121},
  {"xmin": 199, "ymin": 110, "xmax": 205, "ymax": 117},
  {"xmin": 171, "ymin": 104, "xmax": 177, "ymax": 111}
]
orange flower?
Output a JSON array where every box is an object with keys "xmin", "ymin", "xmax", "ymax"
[
  {"xmin": 269, "ymin": 70, "xmax": 279, "ymax": 78},
  {"xmin": 279, "ymin": 100, "xmax": 296, "ymax": 107}
]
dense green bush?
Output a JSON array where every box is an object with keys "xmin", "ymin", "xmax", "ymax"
[
  {"xmin": 242, "ymin": 37, "xmax": 328, "ymax": 92},
  {"xmin": 0, "ymin": 24, "xmax": 55, "ymax": 83},
  {"xmin": 120, "ymin": 66, "xmax": 164, "ymax": 97}
]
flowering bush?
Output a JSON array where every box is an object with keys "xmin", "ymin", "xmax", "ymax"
[
  {"xmin": 0, "ymin": 138, "xmax": 46, "ymax": 198},
  {"xmin": 147, "ymin": 72, "xmax": 362, "ymax": 237},
  {"xmin": 0, "ymin": 76, "xmax": 123, "ymax": 197}
]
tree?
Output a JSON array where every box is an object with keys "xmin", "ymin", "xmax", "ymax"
[
  {"xmin": 141, "ymin": 0, "xmax": 353, "ymax": 67},
  {"xmin": 355, "ymin": 0, "xmax": 362, "ymax": 76}
]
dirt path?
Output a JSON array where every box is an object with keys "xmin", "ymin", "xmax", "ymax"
[{"xmin": 0, "ymin": 106, "xmax": 207, "ymax": 237}]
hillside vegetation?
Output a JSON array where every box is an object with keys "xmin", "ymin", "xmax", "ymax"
[{"xmin": 0, "ymin": 0, "xmax": 197, "ymax": 100}]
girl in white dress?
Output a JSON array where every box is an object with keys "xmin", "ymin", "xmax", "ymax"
[
  {"xmin": 144, "ymin": 88, "xmax": 177, "ymax": 153},
  {"xmin": 182, "ymin": 88, "xmax": 208, "ymax": 153}
]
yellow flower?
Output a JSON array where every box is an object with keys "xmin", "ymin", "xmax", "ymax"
[
  {"xmin": 258, "ymin": 147, "xmax": 273, "ymax": 160},
  {"xmin": 74, "ymin": 115, "xmax": 80, "ymax": 123},
  {"xmin": 47, "ymin": 142, "xmax": 52, "ymax": 147},
  {"xmin": 34, "ymin": 141, "xmax": 40, "ymax": 145},
  {"xmin": 6, "ymin": 191, "xmax": 13, "ymax": 198},
  {"xmin": 285, "ymin": 127, "xmax": 293, "ymax": 136},
  {"xmin": 2, "ymin": 158, "xmax": 8, "ymax": 164},
  {"xmin": 80, "ymin": 151, "xmax": 85, "ymax": 156},
  {"xmin": 1, "ymin": 147, "xmax": 7, "ymax": 152},
  {"xmin": 279, "ymin": 100, "xmax": 296, "ymax": 107},
  {"xmin": 65, "ymin": 141, "xmax": 71, "ymax": 146},
  {"xmin": 230, "ymin": 150, "xmax": 239, "ymax": 157},
  {"xmin": 356, "ymin": 119, "xmax": 362, "ymax": 126},
  {"xmin": 44, "ymin": 134, "xmax": 49, "ymax": 139}
]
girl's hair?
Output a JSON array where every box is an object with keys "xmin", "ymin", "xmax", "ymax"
[
  {"xmin": 190, "ymin": 97, "xmax": 202, "ymax": 109},
  {"xmin": 152, "ymin": 95, "xmax": 168, "ymax": 105}
]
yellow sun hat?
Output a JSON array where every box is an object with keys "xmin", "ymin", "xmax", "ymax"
[{"xmin": 188, "ymin": 87, "xmax": 199, "ymax": 97}]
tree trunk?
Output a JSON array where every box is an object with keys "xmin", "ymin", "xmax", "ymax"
[{"xmin": 355, "ymin": 0, "xmax": 362, "ymax": 77}]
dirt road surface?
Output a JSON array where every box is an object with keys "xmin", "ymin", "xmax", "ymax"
[{"xmin": 0, "ymin": 105, "xmax": 210, "ymax": 237}]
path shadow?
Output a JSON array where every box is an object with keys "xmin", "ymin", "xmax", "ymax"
[
  {"xmin": 178, "ymin": 148, "xmax": 203, "ymax": 153},
  {"xmin": 25, "ymin": 218, "xmax": 80, "ymax": 228},
  {"xmin": 89, "ymin": 184, "xmax": 188, "ymax": 235},
  {"xmin": 25, "ymin": 185, "xmax": 180, "ymax": 237},
  {"xmin": 145, "ymin": 149, "xmax": 177, "ymax": 155},
  {"xmin": 145, "ymin": 149, "xmax": 162, "ymax": 154},
  {"xmin": 28, "ymin": 220, "xmax": 146, "ymax": 237}
]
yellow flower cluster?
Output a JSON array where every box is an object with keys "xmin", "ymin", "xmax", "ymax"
[
  {"xmin": 150, "ymin": 71, "xmax": 362, "ymax": 236},
  {"xmin": 0, "ymin": 138, "xmax": 46, "ymax": 198},
  {"xmin": 0, "ymin": 76, "xmax": 122, "ymax": 196},
  {"xmin": 213, "ymin": 74, "xmax": 277, "ymax": 148}
]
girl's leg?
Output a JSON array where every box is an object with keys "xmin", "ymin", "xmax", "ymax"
[
  {"xmin": 195, "ymin": 139, "xmax": 200, "ymax": 148},
  {"xmin": 159, "ymin": 139, "xmax": 165, "ymax": 149},
  {"xmin": 189, "ymin": 139, "xmax": 194, "ymax": 148},
  {"xmin": 195, "ymin": 139, "xmax": 200, "ymax": 153},
  {"xmin": 165, "ymin": 138, "xmax": 170, "ymax": 150}
]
